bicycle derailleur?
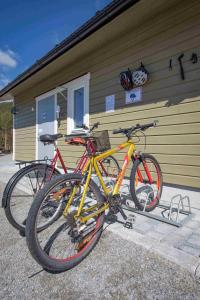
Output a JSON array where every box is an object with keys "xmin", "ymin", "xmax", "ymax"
[{"xmin": 66, "ymin": 210, "xmax": 94, "ymax": 247}]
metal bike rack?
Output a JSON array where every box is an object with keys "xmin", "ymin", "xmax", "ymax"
[{"xmin": 121, "ymin": 185, "xmax": 192, "ymax": 227}]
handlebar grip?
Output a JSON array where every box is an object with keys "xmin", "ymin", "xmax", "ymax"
[{"xmin": 140, "ymin": 120, "xmax": 158, "ymax": 130}]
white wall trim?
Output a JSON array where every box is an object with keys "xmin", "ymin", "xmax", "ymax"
[{"xmin": 66, "ymin": 73, "xmax": 90, "ymax": 134}]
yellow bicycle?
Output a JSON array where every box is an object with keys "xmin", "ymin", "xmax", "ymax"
[{"xmin": 26, "ymin": 121, "xmax": 162, "ymax": 272}]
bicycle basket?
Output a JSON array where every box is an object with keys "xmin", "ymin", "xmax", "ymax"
[{"xmin": 92, "ymin": 130, "xmax": 111, "ymax": 152}]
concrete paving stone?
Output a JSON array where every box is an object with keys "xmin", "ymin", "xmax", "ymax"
[
  {"xmin": 151, "ymin": 242, "xmax": 199, "ymax": 274},
  {"xmin": 176, "ymin": 226, "xmax": 194, "ymax": 238},
  {"xmin": 134, "ymin": 221, "xmax": 156, "ymax": 234},
  {"xmin": 146, "ymin": 230, "xmax": 164, "ymax": 242},
  {"xmin": 131, "ymin": 214, "xmax": 147, "ymax": 226},
  {"xmin": 194, "ymin": 227, "xmax": 200, "ymax": 236},
  {"xmin": 161, "ymin": 233, "xmax": 186, "ymax": 248},
  {"xmin": 108, "ymin": 223, "xmax": 159, "ymax": 251},
  {"xmin": 153, "ymin": 222, "xmax": 174, "ymax": 235},
  {"xmin": 190, "ymin": 211, "xmax": 200, "ymax": 220},
  {"xmin": 187, "ymin": 234, "xmax": 200, "ymax": 248},
  {"xmin": 144, "ymin": 218, "xmax": 160, "ymax": 226},
  {"xmin": 179, "ymin": 245, "xmax": 200, "ymax": 257},
  {"xmin": 185, "ymin": 220, "xmax": 200, "ymax": 230}
]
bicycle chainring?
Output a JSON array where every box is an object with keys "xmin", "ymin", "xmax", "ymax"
[{"xmin": 108, "ymin": 194, "xmax": 122, "ymax": 214}]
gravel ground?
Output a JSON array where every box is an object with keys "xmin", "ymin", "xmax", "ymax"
[{"xmin": 0, "ymin": 181, "xmax": 200, "ymax": 300}]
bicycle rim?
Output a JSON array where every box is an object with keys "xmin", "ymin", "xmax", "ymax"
[
  {"xmin": 26, "ymin": 174, "xmax": 105, "ymax": 271},
  {"xmin": 6, "ymin": 164, "xmax": 59, "ymax": 231},
  {"xmin": 133, "ymin": 155, "xmax": 162, "ymax": 211}
]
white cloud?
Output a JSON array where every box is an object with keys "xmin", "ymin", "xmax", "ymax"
[
  {"xmin": 0, "ymin": 49, "xmax": 17, "ymax": 68},
  {"xmin": 0, "ymin": 74, "xmax": 10, "ymax": 90}
]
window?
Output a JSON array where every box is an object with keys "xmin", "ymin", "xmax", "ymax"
[
  {"xmin": 66, "ymin": 74, "xmax": 90, "ymax": 134},
  {"xmin": 74, "ymin": 87, "xmax": 84, "ymax": 128}
]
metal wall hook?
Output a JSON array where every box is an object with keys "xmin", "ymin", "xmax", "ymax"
[
  {"xmin": 190, "ymin": 53, "xmax": 198, "ymax": 64},
  {"xmin": 178, "ymin": 53, "xmax": 185, "ymax": 80}
]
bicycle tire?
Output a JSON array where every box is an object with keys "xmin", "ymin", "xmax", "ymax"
[
  {"xmin": 130, "ymin": 153, "xmax": 163, "ymax": 212},
  {"xmin": 3, "ymin": 163, "xmax": 60, "ymax": 234},
  {"xmin": 26, "ymin": 173, "xmax": 105, "ymax": 272}
]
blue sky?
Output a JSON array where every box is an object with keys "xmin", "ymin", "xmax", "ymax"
[{"xmin": 0, "ymin": 0, "xmax": 111, "ymax": 90}]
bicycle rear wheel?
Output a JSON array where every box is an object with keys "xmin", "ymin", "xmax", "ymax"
[
  {"xmin": 3, "ymin": 163, "xmax": 60, "ymax": 234},
  {"xmin": 130, "ymin": 154, "xmax": 163, "ymax": 212},
  {"xmin": 26, "ymin": 173, "xmax": 105, "ymax": 272}
]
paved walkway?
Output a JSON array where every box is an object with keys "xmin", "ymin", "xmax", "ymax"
[
  {"xmin": 115, "ymin": 182, "xmax": 200, "ymax": 275},
  {"xmin": 0, "ymin": 154, "xmax": 200, "ymax": 278},
  {"xmin": 0, "ymin": 180, "xmax": 200, "ymax": 299}
]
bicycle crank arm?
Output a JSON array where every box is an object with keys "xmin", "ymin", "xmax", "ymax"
[{"xmin": 117, "ymin": 205, "xmax": 127, "ymax": 220}]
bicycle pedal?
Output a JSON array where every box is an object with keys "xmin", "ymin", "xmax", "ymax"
[
  {"xmin": 124, "ymin": 215, "xmax": 135, "ymax": 229},
  {"xmin": 124, "ymin": 221, "xmax": 133, "ymax": 229}
]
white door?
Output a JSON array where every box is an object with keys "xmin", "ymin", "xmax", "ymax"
[{"xmin": 36, "ymin": 94, "xmax": 56, "ymax": 160}]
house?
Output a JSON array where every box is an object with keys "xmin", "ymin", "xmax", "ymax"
[{"xmin": 0, "ymin": 0, "xmax": 200, "ymax": 191}]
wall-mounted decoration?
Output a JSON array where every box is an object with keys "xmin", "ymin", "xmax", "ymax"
[
  {"xmin": 105, "ymin": 95, "xmax": 115, "ymax": 113},
  {"xmin": 177, "ymin": 53, "xmax": 185, "ymax": 80},
  {"xmin": 132, "ymin": 63, "xmax": 149, "ymax": 87},
  {"xmin": 169, "ymin": 58, "xmax": 173, "ymax": 70},
  {"xmin": 119, "ymin": 68, "xmax": 133, "ymax": 91},
  {"xmin": 119, "ymin": 63, "xmax": 149, "ymax": 91},
  {"xmin": 126, "ymin": 87, "xmax": 142, "ymax": 104}
]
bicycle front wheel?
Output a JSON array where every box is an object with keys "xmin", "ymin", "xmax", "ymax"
[
  {"xmin": 26, "ymin": 173, "xmax": 105, "ymax": 273},
  {"xmin": 3, "ymin": 163, "xmax": 60, "ymax": 234},
  {"xmin": 130, "ymin": 154, "xmax": 163, "ymax": 212}
]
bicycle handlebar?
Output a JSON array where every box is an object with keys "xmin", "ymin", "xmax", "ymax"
[
  {"xmin": 81, "ymin": 122, "xmax": 100, "ymax": 132},
  {"xmin": 90, "ymin": 122, "xmax": 100, "ymax": 132},
  {"xmin": 113, "ymin": 120, "xmax": 158, "ymax": 137},
  {"xmin": 65, "ymin": 122, "xmax": 101, "ymax": 141}
]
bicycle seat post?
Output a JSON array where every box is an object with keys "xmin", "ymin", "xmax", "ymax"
[{"xmin": 53, "ymin": 141, "xmax": 57, "ymax": 150}]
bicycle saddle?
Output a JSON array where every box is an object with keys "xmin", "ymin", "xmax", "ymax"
[{"xmin": 39, "ymin": 133, "xmax": 63, "ymax": 143}]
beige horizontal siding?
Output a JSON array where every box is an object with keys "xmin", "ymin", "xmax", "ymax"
[
  {"xmin": 15, "ymin": 99, "xmax": 36, "ymax": 161},
  {"xmin": 88, "ymin": 1, "xmax": 200, "ymax": 188},
  {"xmin": 14, "ymin": 0, "xmax": 200, "ymax": 188}
]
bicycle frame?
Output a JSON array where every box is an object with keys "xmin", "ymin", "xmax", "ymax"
[
  {"xmin": 47, "ymin": 138, "xmax": 110, "ymax": 180},
  {"xmin": 49, "ymin": 143, "xmax": 67, "ymax": 176},
  {"xmin": 47, "ymin": 139, "xmax": 95, "ymax": 178},
  {"xmin": 63, "ymin": 140, "xmax": 136, "ymax": 222}
]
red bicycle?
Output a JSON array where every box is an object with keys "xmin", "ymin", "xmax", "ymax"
[{"xmin": 2, "ymin": 123, "xmax": 120, "ymax": 235}]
